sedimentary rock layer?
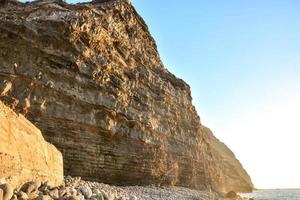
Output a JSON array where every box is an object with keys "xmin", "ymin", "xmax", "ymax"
[
  {"xmin": 0, "ymin": 0, "xmax": 253, "ymax": 193},
  {"xmin": 0, "ymin": 101, "xmax": 63, "ymax": 189}
]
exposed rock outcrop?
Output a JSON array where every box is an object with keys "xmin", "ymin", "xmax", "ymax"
[
  {"xmin": 0, "ymin": 101, "xmax": 63, "ymax": 189},
  {"xmin": 0, "ymin": 0, "xmax": 253, "ymax": 193}
]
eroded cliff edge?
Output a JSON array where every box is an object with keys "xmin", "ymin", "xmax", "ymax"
[
  {"xmin": 0, "ymin": 100, "xmax": 63, "ymax": 189},
  {"xmin": 0, "ymin": 0, "xmax": 253, "ymax": 193}
]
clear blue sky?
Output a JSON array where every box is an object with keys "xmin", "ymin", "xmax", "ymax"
[
  {"xmin": 66, "ymin": 0, "xmax": 300, "ymax": 189},
  {"xmin": 130, "ymin": 0, "xmax": 300, "ymax": 120},
  {"xmin": 129, "ymin": 0, "xmax": 300, "ymax": 189}
]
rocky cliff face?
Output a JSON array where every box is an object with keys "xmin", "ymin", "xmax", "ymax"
[
  {"xmin": 0, "ymin": 101, "xmax": 63, "ymax": 189},
  {"xmin": 0, "ymin": 0, "xmax": 253, "ymax": 193}
]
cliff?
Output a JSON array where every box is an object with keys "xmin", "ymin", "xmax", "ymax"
[
  {"xmin": 0, "ymin": 0, "xmax": 253, "ymax": 193},
  {"xmin": 0, "ymin": 101, "xmax": 63, "ymax": 189}
]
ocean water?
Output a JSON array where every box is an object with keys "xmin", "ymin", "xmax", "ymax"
[{"xmin": 240, "ymin": 189, "xmax": 300, "ymax": 200}]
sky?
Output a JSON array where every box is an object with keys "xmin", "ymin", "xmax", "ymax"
[
  {"xmin": 128, "ymin": 0, "xmax": 300, "ymax": 189},
  {"xmin": 64, "ymin": 0, "xmax": 300, "ymax": 189}
]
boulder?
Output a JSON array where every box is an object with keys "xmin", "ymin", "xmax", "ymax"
[
  {"xmin": 18, "ymin": 191, "xmax": 29, "ymax": 200},
  {"xmin": 77, "ymin": 185, "xmax": 92, "ymax": 199},
  {"xmin": 48, "ymin": 188, "xmax": 59, "ymax": 199},
  {"xmin": 226, "ymin": 191, "xmax": 238, "ymax": 199},
  {"xmin": 20, "ymin": 181, "xmax": 38, "ymax": 195},
  {"xmin": 0, "ymin": 101, "xmax": 63, "ymax": 190}
]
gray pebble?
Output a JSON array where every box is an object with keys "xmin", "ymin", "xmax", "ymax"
[
  {"xmin": 67, "ymin": 195, "xmax": 80, "ymax": 200},
  {"xmin": 20, "ymin": 181, "xmax": 38, "ymax": 195},
  {"xmin": 69, "ymin": 188, "xmax": 77, "ymax": 196},
  {"xmin": 101, "ymin": 192, "xmax": 109, "ymax": 200},
  {"xmin": 78, "ymin": 186, "xmax": 92, "ymax": 199},
  {"xmin": 93, "ymin": 189, "xmax": 101, "ymax": 197},
  {"xmin": 49, "ymin": 188, "xmax": 59, "ymax": 199},
  {"xmin": 18, "ymin": 191, "xmax": 29, "ymax": 200},
  {"xmin": 28, "ymin": 191, "xmax": 39, "ymax": 200},
  {"xmin": 129, "ymin": 195, "xmax": 137, "ymax": 200},
  {"xmin": 35, "ymin": 195, "xmax": 53, "ymax": 200},
  {"xmin": 58, "ymin": 188, "xmax": 67, "ymax": 197},
  {"xmin": 102, "ymin": 192, "xmax": 114, "ymax": 200},
  {"xmin": 95, "ymin": 194, "xmax": 104, "ymax": 200},
  {"xmin": 77, "ymin": 194, "xmax": 85, "ymax": 200}
]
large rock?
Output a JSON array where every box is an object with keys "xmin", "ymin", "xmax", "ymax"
[
  {"xmin": 0, "ymin": 101, "xmax": 63, "ymax": 189},
  {"xmin": 0, "ymin": 0, "xmax": 253, "ymax": 193}
]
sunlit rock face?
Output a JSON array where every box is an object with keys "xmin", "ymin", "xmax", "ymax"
[
  {"xmin": 0, "ymin": 0, "xmax": 253, "ymax": 193},
  {"xmin": 0, "ymin": 101, "xmax": 63, "ymax": 189}
]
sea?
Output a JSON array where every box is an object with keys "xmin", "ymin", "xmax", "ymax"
[{"xmin": 240, "ymin": 189, "xmax": 300, "ymax": 200}]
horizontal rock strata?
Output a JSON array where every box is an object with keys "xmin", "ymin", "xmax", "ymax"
[
  {"xmin": 0, "ymin": 101, "xmax": 63, "ymax": 189},
  {"xmin": 0, "ymin": 0, "xmax": 253, "ymax": 193}
]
